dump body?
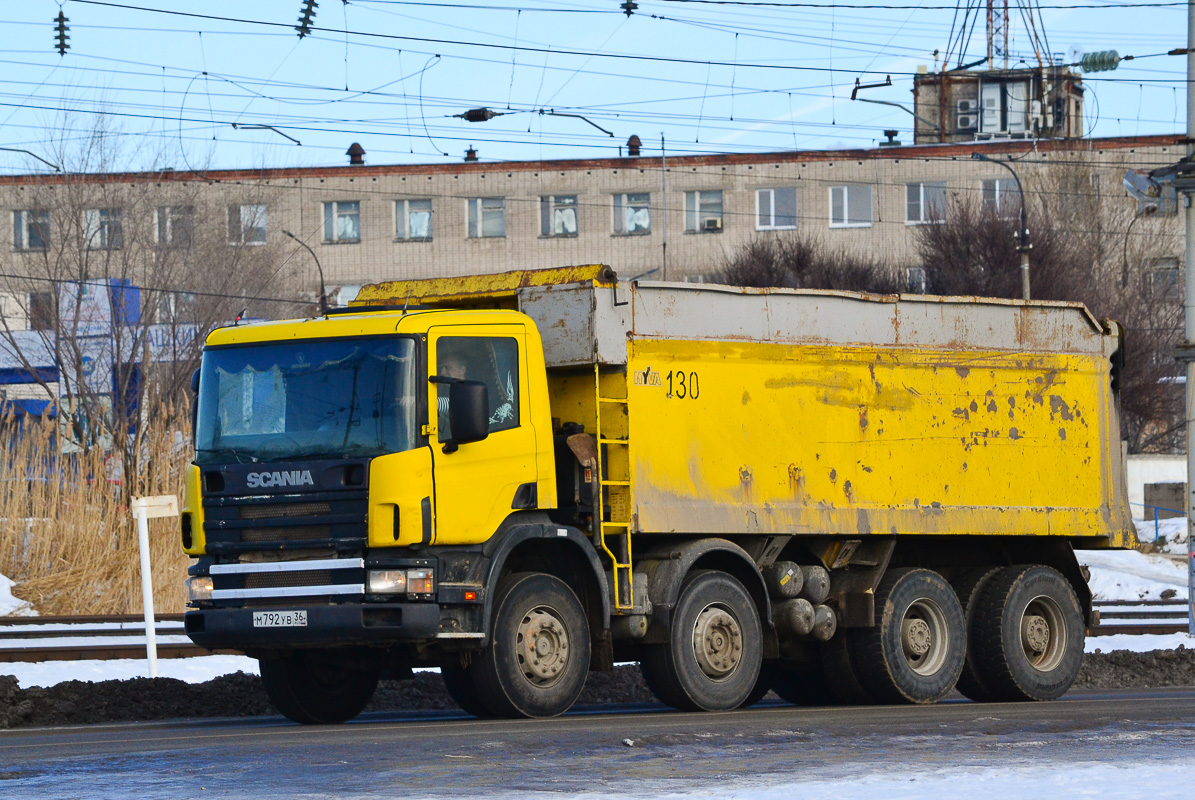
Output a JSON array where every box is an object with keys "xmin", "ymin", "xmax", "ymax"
[{"xmin": 357, "ymin": 267, "xmax": 1136, "ymax": 550}]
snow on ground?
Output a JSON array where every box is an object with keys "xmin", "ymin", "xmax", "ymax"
[
  {"xmin": 1079, "ymin": 546, "xmax": 1189, "ymax": 602},
  {"xmin": 1134, "ymin": 516, "xmax": 1190, "ymax": 557},
  {"xmin": 0, "ymin": 573, "xmax": 36, "ymax": 616},
  {"xmin": 1, "ymin": 654, "xmax": 259, "ymax": 688}
]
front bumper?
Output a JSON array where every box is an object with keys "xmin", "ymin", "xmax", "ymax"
[{"xmin": 184, "ymin": 602, "xmax": 442, "ymax": 650}]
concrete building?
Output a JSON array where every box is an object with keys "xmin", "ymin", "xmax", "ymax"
[{"xmin": 1, "ymin": 133, "xmax": 1185, "ymax": 318}]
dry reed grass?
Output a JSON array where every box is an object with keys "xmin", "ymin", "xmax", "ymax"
[{"xmin": 0, "ymin": 408, "xmax": 191, "ymax": 616}]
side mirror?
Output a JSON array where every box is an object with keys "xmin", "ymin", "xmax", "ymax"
[
  {"xmin": 190, "ymin": 368, "xmax": 201, "ymax": 394},
  {"xmin": 446, "ymin": 380, "xmax": 489, "ymax": 452}
]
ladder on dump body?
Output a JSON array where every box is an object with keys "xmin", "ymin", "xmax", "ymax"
[{"xmin": 593, "ymin": 363, "xmax": 634, "ymax": 612}]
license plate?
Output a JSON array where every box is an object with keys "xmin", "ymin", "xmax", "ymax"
[{"xmin": 252, "ymin": 610, "xmax": 308, "ymax": 628}]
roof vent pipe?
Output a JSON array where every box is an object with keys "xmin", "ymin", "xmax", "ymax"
[
  {"xmin": 346, "ymin": 142, "xmax": 365, "ymax": 165},
  {"xmin": 464, "ymin": 145, "xmax": 478, "ymax": 162},
  {"xmin": 626, "ymin": 135, "xmax": 642, "ymax": 157}
]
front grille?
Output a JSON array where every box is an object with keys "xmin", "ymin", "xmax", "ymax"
[
  {"xmin": 239, "ymin": 502, "xmax": 332, "ymax": 520},
  {"xmin": 244, "ymin": 570, "xmax": 333, "ymax": 589},
  {"xmin": 241, "ymin": 526, "xmax": 332, "ymax": 543}
]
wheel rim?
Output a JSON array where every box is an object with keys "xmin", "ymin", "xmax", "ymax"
[
  {"xmin": 899, "ymin": 598, "xmax": 950, "ymax": 676},
  {"xmin": 515, "ymin": 606, "xmax": 571, "ymax": 688},
  {"xmin": 1020, "ymin": 594, "xmax": 1067, "ymax": 672},
  {"xmin": 692, "ymin": 603, "xmax": 744, "ymax": 680}
]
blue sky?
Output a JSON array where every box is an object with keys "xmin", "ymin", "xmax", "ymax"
[{"xmin": 0, "ymin": 1, "xmax": 1186, "ymax": 172}]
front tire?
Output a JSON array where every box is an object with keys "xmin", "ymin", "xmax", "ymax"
[
  {"xmin": 640, "ymin": 570, "xmax": 762, "ymax": 712},
  {"xmin": 853, "ymin": 568, "xmax": 966, "ymax": 704},
  {"xmin": 441, "ymin": 666, "xmax": 493, "ymax": 717},
  {"xmin": 971, "ymin": 565, "xmax": 1084, "ymax": 702},
  {"xmin": 470, "ymin": 572, "xmax": 591, "ymax": 718},
  {"xmin": 259, "ymin": 653, "xmax": 380, "ymax": 724}
]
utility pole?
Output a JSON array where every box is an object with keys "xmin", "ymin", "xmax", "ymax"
[{"xmin": 1185, "ymin": 0, "xmax": 1195, "ymax": 637}]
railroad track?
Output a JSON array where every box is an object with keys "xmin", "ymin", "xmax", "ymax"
[
  {"xmin": 1090, "ymin": 599, "xmax": 1193, "ymax": 636},
  {"xmin": 0, "ymin": 602, "xmax": 1188, "ymax": 663},
  {"xmin": 0, "ymin": 614, "xmax": 238, "ymax": 662}
]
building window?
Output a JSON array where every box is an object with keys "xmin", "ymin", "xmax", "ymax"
[
  {"xmin": 28, "ymin": 292, "xmax": 54, "ymax": 331},
  {"xmin": 13, "ymin": 210, "xmax": 50, "ymax": 251},
  {"xmin": 684, "ymin": 190, "xmax": 724, "ymax": 233},
  {"xmin": 395, "ymin": 199, "xmax": 432, "ymax": 240},
  {"xmin": 83, "ymin": 208, "xmax": 122, "ymax": 250},
  {"xmin": 981, "ymin": 179, "xmax": 1021, "ymax": 218},
  {"xmin": 756, "ymin": 187, "xmax": 797, "ymax": 230},
  {"xmin": 540, "ymin": 195, "xmax": 578, "ymax": 238},
  {"xmin": 906, "ymin": 266, "xmax": 928, "ymax": 294},
  {"xmin": 323, "ymin": 201, "xmax": 360, "ymax": 243},
  {"xmin": 467, "ymin": 197, "xmax": 505, "ymax": 238},
  {"xmin": 613, "ymin": 192, "xmax": 650, "ymax": 235},
  {"xmin": 228, "ymin": 204, "xmax": 268, "ymax": 245},
  {"xmin": 161, "ymin": 292, "xmax": 199, "ymax": 324},
  {"xmin": 1146, "ymin": 257, "xmax": 1180, "ymax": 300},
  {"xmin": 155, "ymin": 206, "xmax": 194, "ymax": 247},
  {"xmin": 907, "ymin": 181, "xmax": 947, "ymax": 224},
  {"xmin": 829, "ymin": 184, "xmax": 872, "ymax": 228}
]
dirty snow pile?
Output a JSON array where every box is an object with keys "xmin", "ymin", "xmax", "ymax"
[{"xmin": 0, "ymin": 573, "xmax": 36, "ymax": 617}]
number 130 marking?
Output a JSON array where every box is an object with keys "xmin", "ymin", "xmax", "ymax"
[{"xmin": 666, "ymin": 370, "xmax": 700, "ymax": 399}]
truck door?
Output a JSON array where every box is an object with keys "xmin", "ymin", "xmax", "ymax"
[{"xmin": 428, "ymin": 326, "xmax": 538, "ymax": 545}]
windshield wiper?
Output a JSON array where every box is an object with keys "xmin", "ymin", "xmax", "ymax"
[{"xmin": 195, "ymin": 447, "xmax": 260, "ymax": 464}]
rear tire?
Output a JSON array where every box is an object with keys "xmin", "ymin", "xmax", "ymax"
[
  {"xmin": 853, "ymin": 568, "xmax": 966, "ymax": 704},
  {"xmin": 470, "ymin": 572, "xmax": 591, "ymax": 718},
  {"xmin": 769, "ymin": 656, "xmax": 847, "ymax": 706},
  {"xmin": 818, "ymin": 629, "xmax": 876, "ymax": 705},
  {"xmin": 951, "ymin": 567, "xmax": 1001, "ymax": 703},
  {"xmin": 639, "ymin": 570, "xmax": 762, "ymax": 712},
  {"xmin": 971, "ymin": 565, "xmax": 1084, "ymax": 702},
  {"xmin": 440, "ymin": 666, "xmax": 493, "ymax": 717},
  {"xmin": 259, "ymin": 653, "xmax": 379, "ymax": 724},
  {"xmin": 739, "ymin": 660, "xmax": 777, "ymax": 708}
]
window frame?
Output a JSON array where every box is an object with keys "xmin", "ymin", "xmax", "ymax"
[
  {"xmin": 981, "ymin": 178, "xmax": 1021, "ymax": 219},
  {"xmin": 323, "ymin": 200, "xmax": 361, "ymax": 244},
  {"xmin": 83, "ymin": 208, "xmax": 123, "ymax": 251},
  {"xmin": 155, "ymin": 205, "xmax": 195, "ymax": 247},
  {"xmin": 467, "ymin": 197, "xmax": 506, "ymax": 239},
  {"xmin": 434, "ymin": 335, "xmax": 522, "ymax": 438},
  {"xmin": 395, "ymin": 198, "xmax": 433, "ymax": 241},
  {"xmin": 756, "ymin": 187, "xmax": 798, "ymax": 231},
  {"xmin": 12, "ymin": 209, "xmax": 50, "ymax": 251},
  {"xmin": 228, "ymin": 203, "xmax": 268, "ymax": 246},
  {"xmin": 906, "ymin": 181, "xmax": 948, "ymax": 226},
  {"xmin": 612, "ymin": 192, "xmax": 651, "ymax": 236},
  {"xmin": 684, "ymin": 189, "xmax": 725, "ymax": 233},
  {"xmin": 828, "ymin": 184, "xmax": 873, "ymax": 228},
  {"xmin": 540, "ymin": 194, "xmax": 579, "ymax": 238}
]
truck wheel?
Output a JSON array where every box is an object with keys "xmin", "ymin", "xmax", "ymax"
[
  {"xmin": 951, "ymin": 567, "xmax": 1002, "ymax": 703},
  {"xmin": 970, "ymin": 565, "xmax": 1084, "ymax": 702},
  {"xmin": 818, "ymin": 630, "xmax": 876, "ymax": 704},
  {"xmin": 440, "ymin": 666, "xmax": 493, "ymax": 717},
  {"xmin": 471, "ymin": 572, "xmax": 590, "ymax": 718},
  {"xmin": 853, "ymin": 568, "xmax": 966, "ymax": 704},
  {"xmin": 739, "ymin": 660, "xmax": 778, "ymax": 707},
  {"xmin": 259, "ymin": 653, "xmax": 380, "ymax": 724},
  {"xmin": 640, "ymin": 570, "xmax": 762, "ymax": 712}
]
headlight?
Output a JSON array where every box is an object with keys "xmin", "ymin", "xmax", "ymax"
[
  {"xmin": 186, "ymin": 576, "xmax": 213, "ymax": 602},
  {"xmin": 367, "ymin": 569, "xmax": 407, "ymax": 594}
]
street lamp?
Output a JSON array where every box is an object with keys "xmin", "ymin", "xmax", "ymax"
[
  {"xmin": 281, "ymin": 229, "xmax": 328, "ymax": 315},
  {"xmin": 972, "ymin": 152, "xmax": 1031, "ymax": 300}
]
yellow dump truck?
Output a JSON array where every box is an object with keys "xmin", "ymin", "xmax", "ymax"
[{"xmin": 180, "ymin": 265, "xmax": 1135, "ymax": 722}]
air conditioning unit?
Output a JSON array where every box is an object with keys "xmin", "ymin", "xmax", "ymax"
[
  {"xmin": 957, "ymin": 99, "xmax": 977, "ymax": 114},
  {"xmin": 957, "ymin": 113, "xmax": 978, "ymax": 130},
  {"xmin": 703, "ymin": 218, "xmax": 723, "ymax": 232}
]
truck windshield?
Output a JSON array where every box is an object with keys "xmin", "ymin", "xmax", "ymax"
[{"xmin": 194, "ymin": 336, "xmax": 417, "ymax": 465}]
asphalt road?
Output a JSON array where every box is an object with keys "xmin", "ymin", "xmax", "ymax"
[{"xmin": 2, "ymin": 688, "xmax": 1194, "ymax": 799}]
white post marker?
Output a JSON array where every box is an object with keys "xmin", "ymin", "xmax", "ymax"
[{"xmin": 131, "ymin": 494, "xmax": 178, "ymax": 678}]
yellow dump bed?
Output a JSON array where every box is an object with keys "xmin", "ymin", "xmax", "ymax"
[{"xmin": 357, "ymin": 266, "xmax": 1136, "ymax": 549}]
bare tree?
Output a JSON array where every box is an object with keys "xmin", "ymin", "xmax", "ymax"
[
  {"xmin": 0, "ymin": 121, "xmax": 304, "ymax": 490},
  {"xmin": 718, "ymin": 232, "xmax": 902, "ymax": 293}
]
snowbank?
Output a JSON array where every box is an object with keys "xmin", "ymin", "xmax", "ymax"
[
  {"xmin": 1134, "ymin": 516, "xmax": 1190, "ymax": 557},
  {"xmin": 1078, "ymin": 548, "xmax": 1189, "ymax": 601},
  {"xmin": 0, "ymin": 573, "xmax": 36, "ymax": 616}
]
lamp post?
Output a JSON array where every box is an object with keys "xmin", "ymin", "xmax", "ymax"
[
  {"xmin": 972, "ymin": 152, "xmax": 1031, "ymax": 300},
  {"xmin": 281, "ymin": 229, "xmax": 328, "ymax": 314}
]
